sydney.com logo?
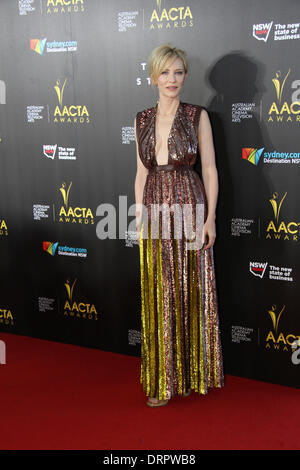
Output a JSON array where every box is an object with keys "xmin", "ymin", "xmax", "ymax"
[
  {"xmin": 43, "ymin": 241, "xmax": 87, "ymax": 258},
  {"xmin": 30, "ymin": 38, "xmax": 77, "ymax": 55},
  {"xmin": 242, "ymin": 147, "xmax": 300, "ymax": 165}
]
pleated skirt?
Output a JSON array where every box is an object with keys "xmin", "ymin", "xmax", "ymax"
[{"xmin": 138, "ymin": 166, "xmax": 224, "ymax": 400}]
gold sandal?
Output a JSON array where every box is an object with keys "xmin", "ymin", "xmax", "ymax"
[
  {"xmin": 146, "ymin": 398, "xmax": 169, "ymax": 407},
  {"xmin": 182, "ymin": 389, "xmax": 192, "ymax": 397}
]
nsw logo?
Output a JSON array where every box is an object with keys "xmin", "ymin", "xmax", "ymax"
[
  {"xmin": 43, "ymin": 144, "xmax": 57, "ymax": 159},
  {"xmin": 249, "ymin": 261, "xmax": 268, "ymax": 278},
  {"xmin": 253, "ymin": 21, "xmax": 273, "ymax": 42}
]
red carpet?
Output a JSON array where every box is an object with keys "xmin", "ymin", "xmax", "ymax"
[{"xmin": 0, "ymin": 332, "xmax": 299, "ymax": 450}]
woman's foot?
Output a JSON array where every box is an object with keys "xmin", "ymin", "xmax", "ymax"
[
  {"xmin": 182, "ymin": 388, "xmax": 192, "ymax": 397},
  {"xmin": 146, "ymin": 397, "xmax": 169, "ymax": 407}
]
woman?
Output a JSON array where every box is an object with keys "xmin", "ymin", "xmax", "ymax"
[{"xmin": 134, "ymin": 44, "xmax": 224, "ymax": 407}]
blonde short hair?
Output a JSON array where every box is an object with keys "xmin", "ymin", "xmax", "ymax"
[{"xmin": 148, "ymin": 44, "xmax": 188, "ymax": 87}]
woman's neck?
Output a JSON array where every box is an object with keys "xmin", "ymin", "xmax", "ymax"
[{"xmin": 157, "ymin": 96, "xmax": 180, "ymax": 116}]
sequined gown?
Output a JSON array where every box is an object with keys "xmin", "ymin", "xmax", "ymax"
[{"xmin": 135, "ymin": 101, "xmax": 224, "ymax": 400}]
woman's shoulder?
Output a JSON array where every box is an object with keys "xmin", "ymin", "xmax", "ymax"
[
  {"xmin": 135, "ymin": 104, "xmax": 155, "ymax": 129},
  {"xmin": 181, "ymin": 102, "xmax": 206, "ymax": 125},
  {"xmin": 136, "ymin": 104, "xmax": 155, "ymax": 117},
  {"xmin": 181, "ymin": 101, "xmax": 204, "ymax": 113}
]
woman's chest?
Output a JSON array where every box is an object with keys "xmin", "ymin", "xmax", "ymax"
[{"xmin": 140, "ymin": 110, "xmax": 198, "ymax": 167}]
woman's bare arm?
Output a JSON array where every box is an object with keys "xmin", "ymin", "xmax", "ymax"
[
  {"xmin": 198, "ymin": 108, "xmax": 218, "ymax": 222},
  {"xmin": 134, "ymin": 117, "xmax": 149, "ymax": 240},
  {"xmin": 198, "ymin": 108, "xmax": 218, "ymax": 248}
]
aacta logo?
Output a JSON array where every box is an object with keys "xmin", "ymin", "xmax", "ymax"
[
  {"xmin": 53, "ymin": 79, "xmax": 90, "ymax": 123},
  {"xmin": 59, "ymin": 182, "xmax": 94, "ymax": 224},
  {"xmin": 0, "ymin": 219, "xmax": 8, "ymax": 236},
  {"xmin": 268, "ymin": 68, "xmax": 300, "ymax": 123},
  {"xmin": 63, "ymin": 278, "xmax": 98, "ymax": 320},
  {"xmin": 0, "ymin": 308, "xmax": 14, "ymax": 326},
  {"xmin": 150, "ymin": 0, "xmax": 193, "ymax": 29},
  {"xmin": 266, "ymin": 192, "xmax": 300, "ymax": 241},
  {"xmin": 47, "ymin": 0, "xmax": 85, "ymax": 14},
  {"xmin": 265, "ymin": 305, "xmax": 300, "ymax": 351}
]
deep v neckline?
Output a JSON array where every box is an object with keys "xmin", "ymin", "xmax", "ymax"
[{"xmin": 153, "ymin": 100, "xmax": 181, "ymax": 166}]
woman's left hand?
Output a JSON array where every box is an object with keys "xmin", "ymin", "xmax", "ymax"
[{"xmin": 202, "ymin": 218, "xmax": 216, "ymax": 250}]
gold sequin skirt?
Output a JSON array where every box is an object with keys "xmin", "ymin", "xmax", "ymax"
[{"xmin": 139, "ymin": 165, "xmax": 224, "ymax": 400}]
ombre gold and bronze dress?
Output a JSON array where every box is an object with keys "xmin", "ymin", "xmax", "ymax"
[{"xmin": 135, "ymin": 101, "xmax": 224, "ymax": 400}]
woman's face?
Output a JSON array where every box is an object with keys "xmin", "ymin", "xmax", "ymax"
[{"xmin": 155, "ymin": 57, "xmax": 187, "ymax": 99}]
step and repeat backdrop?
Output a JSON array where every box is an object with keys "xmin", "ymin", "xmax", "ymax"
[{"xmin": 0, "ymin": 0, "xmax": 299, "ymax": 388}]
